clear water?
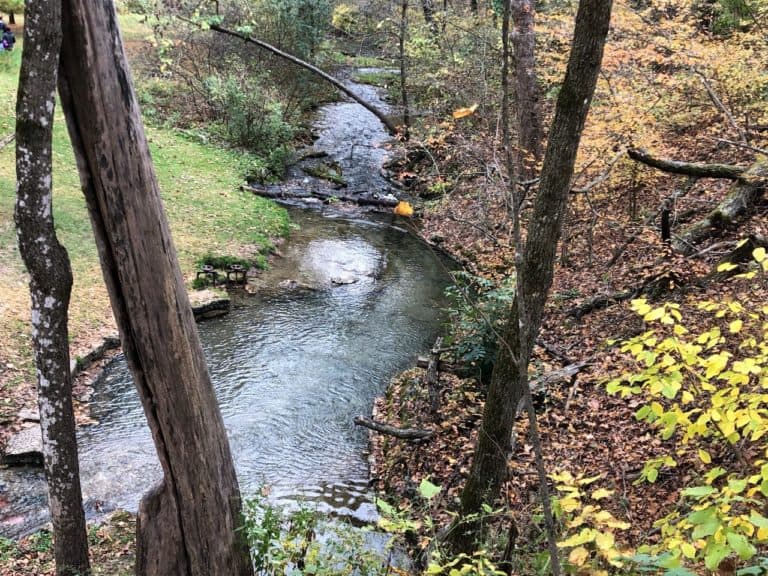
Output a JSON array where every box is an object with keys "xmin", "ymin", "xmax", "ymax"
[{"xmin": 0, "ymin": 75, "xmax": 447, "ymax": 540}]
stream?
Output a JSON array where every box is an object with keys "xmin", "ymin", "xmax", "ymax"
[{"xmin": 0, "ymin": 74, "xmax": 452, "ymax": 539}]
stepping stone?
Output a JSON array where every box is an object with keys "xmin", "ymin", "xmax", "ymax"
[{"xmin": 3, "ymin": 425, "xmax": 43, "ymax": 467}]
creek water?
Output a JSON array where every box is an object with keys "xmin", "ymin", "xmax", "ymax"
[{"xmin": 0, "ymin": 75, "xmax": 452, "ymax": 539}]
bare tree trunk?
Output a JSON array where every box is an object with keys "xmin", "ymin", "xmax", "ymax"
[
  {"xmin": 400, "ymin": 0, "xmax": 411, "ymax": 139},
  {"xmin": 57, "ymin": 2, "xmax": 253, "ymax": 575},
  {"xmin": 448, "ymin": 0, "xmax": 613, "ymax": 558},
  {"xmin": 511, "ymin": 0, "xmax": 542, "ymax": 179},
  {"xmin": 421, "ymin": 0, "xmax": 439, "ymax": 33},
  {"xmin": 14, "ymin": 1, "xmax": 90, "ymax": 574}
]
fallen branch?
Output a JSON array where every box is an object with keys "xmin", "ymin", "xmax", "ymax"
[
  {"xmin": 693, "ymin": 69, "xmax": 747, "ymax": 144},
  {"xmin": 353, "ymin": 416, "xmax": 434, "ymax": 441},
  {"xmin": 627, "ymin": 148, "xmax": 747, "ymax": 181},
  {"xmin": 209, "ymin": 24, "xmax": 398, "ymax": 135}
]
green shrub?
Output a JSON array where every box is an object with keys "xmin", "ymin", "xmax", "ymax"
[{"xmin": 203, "ymin": 73, "xmax": 295, "ymax": 179}]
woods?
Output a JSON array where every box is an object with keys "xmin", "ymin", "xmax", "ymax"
[{"xmin": 2, "ymin": 0, "xmax": 768, "ymax": 574}]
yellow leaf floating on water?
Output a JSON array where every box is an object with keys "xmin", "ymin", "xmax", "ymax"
[
  {"xmin": 451, "ymin": 104, "xmax": 478, "ymax": 119},
  {"xmin": 394, "ymin": 201, "xmax": 414, "ymax": 217}
]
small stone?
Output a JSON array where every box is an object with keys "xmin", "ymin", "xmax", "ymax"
[{"xmin": 331, "ymin": 274, "xmax": 358, "ymax": 285}]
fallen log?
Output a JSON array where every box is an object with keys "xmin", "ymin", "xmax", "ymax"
[
  {"xmin": 627, "ymin": 150, "xmax": 768, "ymax": 255},
  {"xmin": 241, "ymin": 184, "xmax": 400, "ymax": 208},
  {"xmin": 353, "ymin": 416, "xmax": 434, "ymax": 441},
  {"xmin": 627, "ymin": 148, "xmax": 747, "ymax": 181}
]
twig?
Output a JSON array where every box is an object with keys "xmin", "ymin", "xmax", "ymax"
[
  {"xmin": 0, "ymin": 133, "xmax": 15, "ymax": 151},
  {"xmin": 692, "ymin": 68, "xmax": 747, "ymax": 143},
  {"xmin": 715, "ymin": 138, "xmax": 768, "ymax": 157},
  {"xmin": 571, "ymin": 148, "xmax": 625, "ymax": 194}
]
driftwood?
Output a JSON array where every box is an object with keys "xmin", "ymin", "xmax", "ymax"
[
  {"xmin": 627, "ymin": 150, "xmax": 768, "ymax": 255},
  {"xmin": 209, "ymin": 24, "xmax": 398, "ymax": 135},
  {"xmin": 241, "ymin": 184, "xmax": 399, "ymax": 208},
  {"xmin": 353, "ymin": 416, "xmax": 434, "ymax": 441}
]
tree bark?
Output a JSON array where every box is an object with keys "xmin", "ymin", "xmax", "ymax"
[
  {"xmin": 209, "ymin": 24, "xmax": 398, "ymax": 135},
  {"xmin": 449, "ymin": 0, "xmax": 613, "ymax": 556},
  {"xmin": 14, "ymin": 2, "xmax": 90, "ymax": 575},
  {"xmin": 400, "ymin": 0, "xmax": 411, "ymax": 139},
  {"xmin": 511, "ymin": 0, "xmax": 542, "ymax": 179},
  {"xmin": 421, "ymin": 0, "xmax": 439, "ymax": 34},
  {"xmin": 57, "ymin": 2, "xmax": 253, "ymax": 575}
]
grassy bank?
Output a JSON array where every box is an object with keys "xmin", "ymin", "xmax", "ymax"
[{"xmin": 0, "ymin": 33, "xmax": 290, "ymax": 423}]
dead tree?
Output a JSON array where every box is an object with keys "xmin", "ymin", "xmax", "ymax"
[
  {"xmin": 58, "ymin": 0, "xmax": 253, "ymax": 574},
  {"xmin": 627, "ymin": 148, "xmax": 768, "ymax": 254},
  {"xmin": 14, "ymin": 0, "xmax": 90, "ymax": 573}
]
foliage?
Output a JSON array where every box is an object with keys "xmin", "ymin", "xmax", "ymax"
[
  {"xmin": 444, "ymin": 272, "xmax": 515, "ymax": 370},
  {"xmin": 0, "ymin": 0, "xmax": 23, "ymax": 16},
  {"xmin": 331, "ymin": 3, "xmax": 360, "ymax": 35},
  {"xmin": 264, "ymin": 0, "xmax": 332, "ymax": 60},
  {"xmin": 605, "ymin": 253, "xmax": 768, "ymax": 573},
  {"xmin": 241, "ymin": 491, "xmax": 398, "ymax": 575},
  {"xmin": 196, "ymin": 253, "xmax": 265, "ymax": 271},
  {"xmin": 550, "ymin": 471, "xmax": 631, "ymax": 574},
  {"xmin": 203, "ymin": 72, "xmax": 295, "ymax": 179}
]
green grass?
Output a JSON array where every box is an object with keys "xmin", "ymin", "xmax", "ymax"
[{"xmin": 0, "ymin": 35, "xmax": 290, "ymax": 381}]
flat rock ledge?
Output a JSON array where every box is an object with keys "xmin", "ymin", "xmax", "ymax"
[
  {"xmin": 189, "ymin": 289, "xmax": 231, "ymax": 321},
  {"xmin": 3, "ymin": 425, "xmax": 43, "ymax": 467}
]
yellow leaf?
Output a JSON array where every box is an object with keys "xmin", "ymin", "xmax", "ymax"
[
  {"xmin": 595, "ymin": 531, "xmax": 615, "ymax": 550},
  {"xmin": 753, "ymin": 247, "xmax": 766, "ymax": 262},
  {"xmin": 681, "ymin": 542, "xmax": 696, "ymax": 558},
  {"xmin": 451, "ymin": 104, "xmax": 478, "ymax": 119},
  {"xmin": 699, "ymin": 449, "xmax": 712, "ymax": 464},
  {"xmin": 568, "ymin": 546, "xmax": 590, "ymax": 566},
  {"xmin": 729, "ymin": 319, "xmax": 743, "ymax": 333},
  {"xmin": 591, "ymin": 488, "xmax": 614, "ymax": 500},
  {"xmin": 559, "ymin": 497, "xmax": 581, "ymax": 513},
  {"xmin": 393, "ymin": 201, "xmax": 414, "ymax": 217}
]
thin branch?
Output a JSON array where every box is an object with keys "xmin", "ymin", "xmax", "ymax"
[
  {"xmin": 692, "ymin": 68, "xmax": 747, "ymax": 143},
  {"xmin": 0, "ymin": 133, "xmax": 14, "ymax": 151},
  {"xmin": 571, "ymin": 148, "xmax": 625, "ymax": 194},
  {"xmin": 715, "ymin": 137, "xmax": 768, "ymax": 157}
]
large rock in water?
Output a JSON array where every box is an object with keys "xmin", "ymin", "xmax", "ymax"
[{"xmin": 3, "ymin": 425, "xmax": 43, "ymax": 467}]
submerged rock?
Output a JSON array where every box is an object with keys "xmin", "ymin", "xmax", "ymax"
[{"xmin": 331, "ymin": 274, "xmax": 358, "ymax": 285}]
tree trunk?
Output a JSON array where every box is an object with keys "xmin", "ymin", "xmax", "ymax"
[
  {"xmin": 14, "ymin": 1, "xmax": 90, "ymax": 575},
  {"xmin": 449, "ymin": 0, "xmax": 613, "ymax": 555},
  {"xmin": 8, "ymin": 12, "xmax": 15, "ymax": 24},
  {"xmin": 57, "ymin": 2, "xmax": 253, "ymax": 575},
  {"xmin": 421, "ymin": 0, "xmax": 439, "ymax": 34},
  {"xmin": 400, "ymin": 0, "xmax": 411, "ymax": 139},
  {"xmin": 511, "ymin": 0, "xmax": 542, "ymax": 179}
]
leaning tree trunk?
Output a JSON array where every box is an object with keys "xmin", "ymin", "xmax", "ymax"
[
  {"xmin": 511, "ymin": 0, "xmax": 542, "ymax": 179},
  {"xmin": 57, "ymin": 2, "xmax": 253, "ymax": 575},
  {"xmin": 14, "ymin": 1, "xmax": 90, "ymax": 574},
  {"xmin": 449, "ymin": 0, "xmax": 613, "ymax": 555}
]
